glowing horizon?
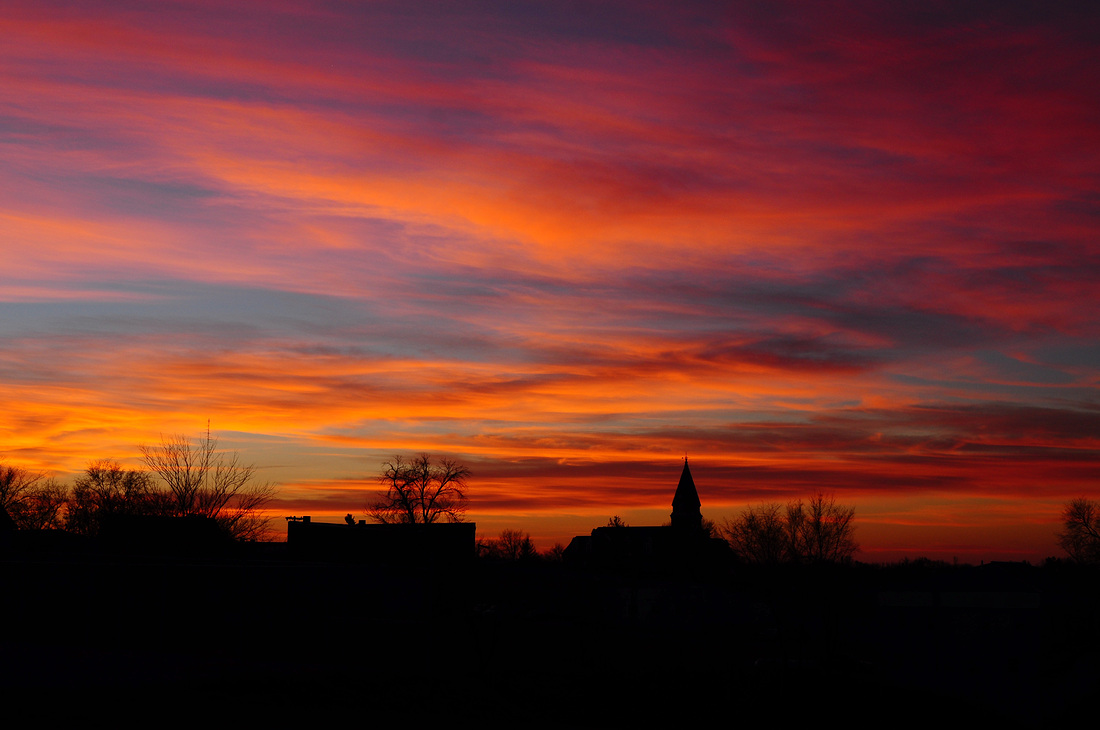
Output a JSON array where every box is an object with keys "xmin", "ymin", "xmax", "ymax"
[{"xmin": 3, "ymin": 1, "xmax": 1098, "ymax": 562}]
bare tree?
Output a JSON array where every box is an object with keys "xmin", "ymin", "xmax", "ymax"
[
  {"xmin": 66, "ymin": 460, "xmax": 165, "ymax": 536},
  {"xmin": 475, "ymin": 537, "xmax": 497, "ymax": 559},
  {"xmin": 792, "ymin": 493, "xmax": 858, "ymax": 563},
  {"xmin": 368, "ymin": 454, "xmax": 469, "ymax": 524},
  {"xmin": 722, "ymin": 502, "xmax": 787, "ymax": 564},
  {"xmin": 0, "ymin": 462, "xmax": 44, "ymax": 512},
  {"xmin": 476, "ymin": 530, "xmax": 538, "ymax": 561},
  {"xmin": 1058, "ymin": 497, "xmax": 1100, "ymax": 564},
  {"xmin": 0, "ymin": 462, "xmax": 67, "ymax": 530},
  {"xmin": 140, "ymin": 431, "xmax": 275, "ymax": 540},
  {"xmin": 496, "ymin": 529, "xmax": 537, "ymax": 561},
  {"xmin": 0, "ymin": 462, "xmax": 68, "ymax": 530},
  {"xmin": 20, "ymin": 479, "xmax": 69, "ymax": 530},
  {"xmin": 722, "ymin": 493, "xmax": 858, "ymax": 564}
]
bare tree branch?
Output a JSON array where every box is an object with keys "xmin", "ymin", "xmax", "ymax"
[
  {"xmin": 1058, "ymin": 497, "xmax": 1100, "ymax": 564},
  {"xmin": 141, "ymin": 431, "xmax": 275, "ymax": 540},
  {"xmin": 722, "ymin": 493, "xmax": 858, "ymax": 564},
  {"xmin": 67, "ymin": 460, "xmax": 164, "ymax": 535},
  {"xmin": 368, "ymin": 454, "xmax": 470, "ymax": 524},
  {"xmin": 0, "ymin": 462, "xmax": 66, "ymax": 530}
]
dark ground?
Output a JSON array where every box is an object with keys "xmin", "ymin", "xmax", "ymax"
[{"xmin": 2, "ymin": 539, "xmax": 1097, "ymax": 726}]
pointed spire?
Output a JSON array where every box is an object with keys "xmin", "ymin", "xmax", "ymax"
[{"xmin": 671, "ymin": 457, "xmax": 702, "ymax": 531}]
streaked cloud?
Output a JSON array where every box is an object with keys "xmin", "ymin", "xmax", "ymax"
[{"xmin": 1, "ymin": 1, "xmax": 1096, "ymax": 560}]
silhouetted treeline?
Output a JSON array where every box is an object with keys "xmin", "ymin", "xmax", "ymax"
[{"xmin": 0, "ymin": 432, "xmax": 273, "ymax": 544}]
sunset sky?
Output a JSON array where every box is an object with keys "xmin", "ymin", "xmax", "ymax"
[{"xmin": 2, "ymin": 1, "xmax": 1097, "ymax": 561}]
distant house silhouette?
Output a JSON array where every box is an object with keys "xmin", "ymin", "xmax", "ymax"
[
  {"xmin": 286, "ymin": 516, "xmax": 476, "ymax": 564},
  {"xmin": 564, "ymin": 459, "xmax": 727, "ymax": 568}
]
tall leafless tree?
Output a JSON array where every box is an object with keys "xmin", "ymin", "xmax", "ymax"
[
  {"xmin": 0, "ymin": 462, "xmax": 44, "ymax": 512},
  {"xmin": 0, "ymin": 462, "xmax": 67, "ymax": 530},
  {"xmin": 496, "ymin": 529, "xmax": 537, "ymax": 560},
  {"xmin": 543, "ymin": 543, "xmax": 567, "ymax": 562},
  {"xmin": 140, "ymin": 430, "xmax": 275, "ymax": 540},
  {"xmin": 722, "ymin": 502, "xmax": 788, "ymax": 564},
  {"xmin": 368, "ymin": 454, "xmax": 469, "ymax": 524},
  {"xmin": 784, "ymin": 494, "xmax": 858, "ymax": 563},
  {"xmin": 722, "ymin": 493, "xmax": 858, "ymax": 564},
  {"xmin": 1058, "ymin": 497, "xmax": 1100, "ymax": 564},
  {"xmin": 0, "ymin": 462, "xmax": 68, "ymax": 530},
  {"xmin": 66, "ymin": 460, "xmax": 165, "ymax": 536}
]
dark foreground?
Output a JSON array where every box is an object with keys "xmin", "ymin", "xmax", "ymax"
[{"xmin": 2, "ymin": 543, "xmax": 1097, "ymax": 726}]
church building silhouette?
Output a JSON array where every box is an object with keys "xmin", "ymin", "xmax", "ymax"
[{"xmin": 564, "ymin": 459, "xmax": 727, "ymax": 567}]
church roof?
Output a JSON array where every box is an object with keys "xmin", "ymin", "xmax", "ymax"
[{"xmin": 672, "ymin": 458, "xmax": 700, "ymax": 511}]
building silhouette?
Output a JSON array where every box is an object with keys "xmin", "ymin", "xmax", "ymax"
[
  {"xmin": 286, "ymin": 516, "xmax": 476, "ymax": 564},
  {"xmin": 564, "ymin": 459, "xmax": 727, "ymax": 567},
  {"xmin": 670, "ymin": 456, "xmax": 702, "ymax": 532}
]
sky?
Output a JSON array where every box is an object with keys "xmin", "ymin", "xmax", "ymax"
[{"xmin": 2, "ymin": 1, "xmax": 1098, "ymax": 562}]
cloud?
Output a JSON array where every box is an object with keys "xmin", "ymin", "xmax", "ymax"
[{"xmin": 1, "ymin": 1, "xmax": 1098, "ymax": 560}]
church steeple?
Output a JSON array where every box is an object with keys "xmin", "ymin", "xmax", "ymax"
[{"xmin": 670, "ymin": 458, "xmax": 702, "ymax": 531}]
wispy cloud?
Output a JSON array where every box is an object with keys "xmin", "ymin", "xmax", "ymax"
[{"xmin": 1, "ymin": 1, "xmax": 1097, "ymax": 559}]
